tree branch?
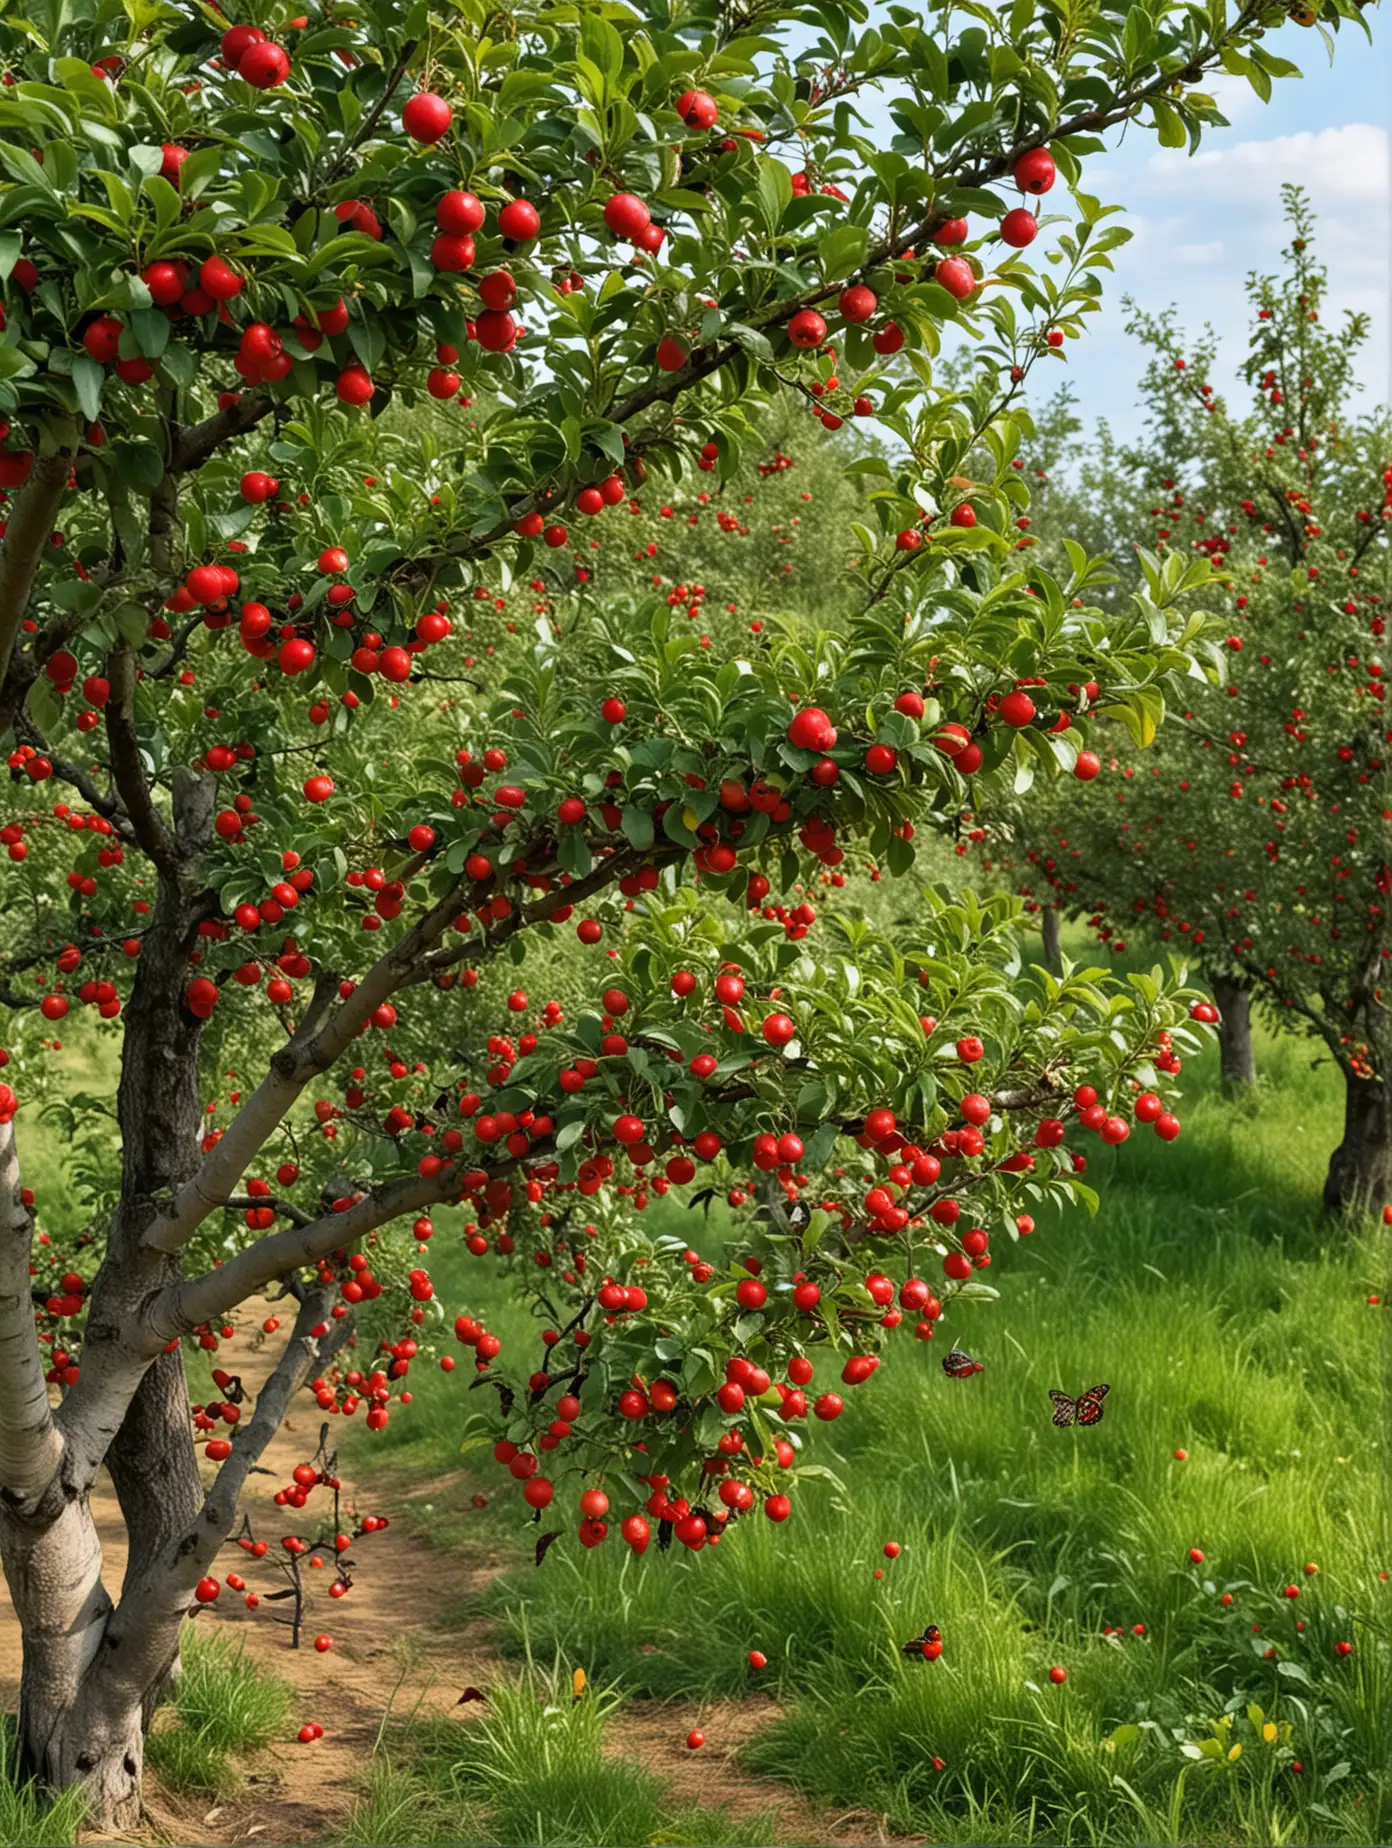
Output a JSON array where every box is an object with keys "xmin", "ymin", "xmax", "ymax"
[
  {"xmin": 169, "ymin": 391, "xmax": 274, "ymax": 476},
  {"xmin": 148, "ymin": 1171, "xmax": 456, "ymax": 1338},
  {"xmin": 0, "ymin": 446, "xmax": 73, "ymax": 698},
  {"xmin": 140, "ymin": 887, "xmax": 467, "ymax": 1256},
  {"xmin": 98, "ymin": 1283, "xmax": 350, "ymax": 1683},
  {"xmin": 104, "ymin": 646, "xmax": 176, "ymax": 874}
]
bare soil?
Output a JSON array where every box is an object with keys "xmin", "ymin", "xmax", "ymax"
[{"xmin": 0, "ymin": 1308, "xmax": 899, "ymax": 1846}]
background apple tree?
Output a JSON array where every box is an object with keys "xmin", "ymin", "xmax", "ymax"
[
  {"xmin": 999, "ymin": 190, "xmax": 1392, "ymax": 1211},
  {"xmin": 0, "ymin": 0, "xmax": 1361, "ymax": 1827}
]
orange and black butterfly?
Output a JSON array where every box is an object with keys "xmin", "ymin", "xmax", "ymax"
[
  {"xmin": 942, "ymin": 1348, "xmax": 984, "ymax": 1377},
  {"xmin": 1048, "ymin": 1383, "xmax": 1110, "ymax": 1427},
  {"xmin": 902, "ymin": 1624, "xmax": 942, "ymax": 1659}
]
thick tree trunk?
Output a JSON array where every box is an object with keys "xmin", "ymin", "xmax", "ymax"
[
  {"xmin": 1, "ymin": 1487, "xmax": 146, "ymax": 1831},
  {"xmin": 1323, "ymin": 1069, "xmax": 1392, "ymax": 1218},
  {"xmin": 0, "ymin": 775, "xmax": 215, "ymax": 1830},
  {"xmin": 1208, "ymin": 974, "xmax": 1257, "ymax": 1091},
  {"xmin": 1040, "ymin": 907, "xmax": 1063, "ymax": 976}
]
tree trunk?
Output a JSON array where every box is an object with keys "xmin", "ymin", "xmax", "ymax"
[
  {"xmin": 1208, "ymin": 974, "xmax": 1257, "ymax": 1090},
  {"xmin": 1323, "ymin": 1069, "xmax": 1392, "ymax": 1218},
  {"xmin": 1040, "ymin": 907, "xmax": 1063, "ymax": 976},
  {"xmin": 1, "ymin": 1488, "xmax": 146, "ymax": 1832},
  {"xmin": 0, "ymin": 778, "xmax": 215, "ymax": 1830}
]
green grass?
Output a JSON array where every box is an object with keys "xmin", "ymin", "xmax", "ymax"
[
  {"xmin": 338, "ymin": 1656, "xmax": 788, "ymax": 1847},
  {"xmin": 0, "ymin": 1722, "xmax": 86, "ymax": 1847},
  {"xmin": 145, "ymin": 1628, "xmax": 295, "ymax": 1798},
  {"xmin": 345, "ymin": 937, "xmax": 1390, "ymax": 1845}
]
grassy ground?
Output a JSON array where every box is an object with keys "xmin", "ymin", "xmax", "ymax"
[
  {"xmin": 352, "ymin": 941, "xmax": 1391, "ymax": 1845},
  {"xmin": 338, "ymin": 1655, "xmax": 787, "ymax": 1848},
  {"xmin": 145, "ymin": 1631, "xmax": 294, "ymax": 1799}
]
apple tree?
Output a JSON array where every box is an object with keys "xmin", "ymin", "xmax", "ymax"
[
  {"xmin": 1003, "ymin": 190, "xmax": 1392, "ymax": 1203},
  {"xmin": 0, "ymin": 0, "xmax": 1356, "ymax": 1827}
]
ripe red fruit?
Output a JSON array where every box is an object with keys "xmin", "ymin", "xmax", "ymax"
[
  {"xmin": 523, "ymin": 1477, "xmax": 554, "ymax": 1509},
  {"xmin": 934, "ymin": 257, "xmax": 976, "ymax": 300},
  {"xmin": 788, "ymin": 309, "xmax": 827, "ymax": 350},
  {"xmin": 438, "ymin": 189, "xmax": 485, "ymax": 235},
  {"xmin": 239, "ymin": 40, "xmax": 290, "ymax": 87},
  {"xmin": 998, "ymin": 689, "xmax": 1036, "ymax": 728},
  {"xmin": 220, "ymin": 24, "xmax": 264, "ymax": 63},
  {"xmin": 676, "ymin": 88, "xmax": 718, "ymax": 129},
  {"xmin": 336, "ymin": 365, "xmax": 375, "ymax": 405},
  {"xmin": 761, "ymin": 1012, "xmax": 795, "ymax": 1048},
  {"xmin": 949, "ymin": 503, "xmax": 976, "ymax": 529},
  {"xmin": 1073, "ymin": 750, "xmax": 1101, "ymax": 781},
  {"xmin": 194, "ymin": 1576, "xmax": 221, "ymax": 1604},
  {"xmin": 872, "ymin": 321, "xmax": 905, "ymax": 355},
  {"xmin": 498, "ymin": 198, "xmax": 541, "ymax": 241},
  {"xmin": 656, "ymin": 334, "xmax": 689, "ymax": 372},
  {"xmin": 82, "ymin": 316, "xmax": 123, "ymax": 364},
  {"xmin": 1014, "ymin": 147, "xmax": 1057, "ymax": 195},
  {"xmin": 764, "ymin": 1493, "xmax": 791, "ymax": 1522},
  {"xmin": 1000, "ymin": 208, "xmax": 1038, "ymax": 248},
  {"xmin": 748, "ymin": 1650, "xmax": 767, "ymax": 1670},
  {"xmin": 1048, "ymin": 1665, "xmax": 1067, "ymax": 1685},
  {"xmin": 475, "ymin": 310, "xmax": 518, "ymax": 354},
  {"xmin": 303, "ymin": 775, "xmax": 334, "ymax": 804},
  {"xmin": 621, "ymin": 1513, "xmax": 651, "ymax": 1554},
  {"xmin": 199, "ymin": 255, "xmax": 244, "ymax": 301},
  {"xmin": 932, "ymin": 217, "xmax": 969, "ymax": 245},
  {"xmin": 787, "ymin": 707, "xmax": 836, "ymax": 751},
  {"xmin": 603, "ymin": 193, "xmax": 651, "ymax": 241},
  {"xmin": 839, "ymin": 284, "xmax": 877, "ymax": 324},
  {"xmin": 735, "ymin": 1277, "xmax": 768, "ymax": 1310},
  {"xmin": 313, "ymin": 1634, "xmax": 332, "ymax": 1652},
  {"xmin": 601, "ymin": 697, "xmax": 626, "ymax": 724},
  {"xmin": 402, "ymin": 91, "xmax": 452, "ymax": 144},
  {"xmin": 865, "ymin": 743, "xmax": 897, "ymax": 775},
  {"xmin": 279, "ymin": 637, "xmax": 315, "ymax": 675},
  {"xmin": 686, "ymin": 1730, "xmax": 705, "ymax": 1750}
]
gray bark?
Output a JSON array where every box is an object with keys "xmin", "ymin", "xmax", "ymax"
[
  {"xmin": 1324, "ymin": 1068, "xmax": 1392, "ymax": 1219},
  {"xmin": 1209, "ymin": 974, "xmax": 1257, "ymax": 1091}
]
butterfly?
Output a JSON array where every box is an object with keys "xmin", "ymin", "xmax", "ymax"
[
  {"xmin": 902, "ymin": 1624, "xmax": 943, "ymax": 1660},
  {"xmin": 942, "ymin": 1348, "xmax": 984, "ymax": 1377},
  {"xmin": 1048, "ymin": 1383, "xmax": 1110, "ymax": 1427}
]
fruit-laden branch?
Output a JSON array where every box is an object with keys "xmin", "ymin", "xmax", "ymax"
[
  {"xmin": 410, "ymin": 838, "xmax": 684, "ymax": 982},
  {"xmin": 0, "ymin": 1122, "xmax": 64, "ymax": 1506},
  {"xmin": 95, "ymin": 1282, "xmax": 351, "ymax": 1688},
  {"xmin": 0, "ymin": 447, "xmax": 74, "ymax": 697},
  {"xmin": 415, "ymin": 18, "xmax": 1265, "ymax": 575},
  {"xmin": 0, "ymin": 609, "xmax": 94, "ymax": 741},
  {"xmin": 10, "ymin": 712, "xmax": 129, "ymax": 836},
  {"xmin": 147, "ymin": 836, "xmax": 674, "ymax": 1256},
  {"xmin": 139, "ymin": 883, "xmax": 469, "ymax": 1257},
  {"xmin": 103, "ymin": 647, "xmax": 176, "ymax": 874},
  {"xmin": 169, "ymin": 391, "xmax": 275, "ymax": 476},
  {"xmin": 149, "ymin": 1170, "xmax": 455, "ymax": 1339}
]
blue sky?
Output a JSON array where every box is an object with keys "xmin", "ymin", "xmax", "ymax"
[{"xmin": 1037, "ymin": 19, "xmax": 1390, "ymax": 439}]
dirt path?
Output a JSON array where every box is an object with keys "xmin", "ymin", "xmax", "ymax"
[{"xmin": 0, "ymin": 1310, "xmax": 898, "ymax": 1846}]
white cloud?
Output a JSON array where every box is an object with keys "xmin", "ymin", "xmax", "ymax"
[
  {"xmin": 1146, "ymin": 121, "xmax": 1389, "ymax": 206},
  {"xmin": 1060, "ymin": 122, "xmax": 1390, "ymax": 439}
]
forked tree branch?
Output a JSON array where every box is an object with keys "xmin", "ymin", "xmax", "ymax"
[
  {"xmin": 99, "ymin": 1282, "xmax": 351, "ymax": 1680},
  {"xmin": 140, "ymin": 884, "xmax": 469, "ymax": 1256}
]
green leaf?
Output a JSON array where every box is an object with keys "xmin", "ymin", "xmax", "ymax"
[{"xmin": 70, "ymin": 352, "xmax": 103, "ymax": 422}]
